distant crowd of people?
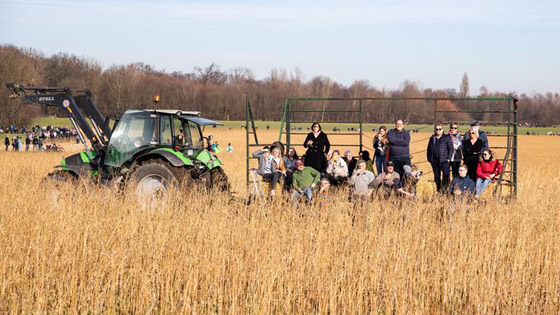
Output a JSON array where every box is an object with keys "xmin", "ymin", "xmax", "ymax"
[
  {"xmin": 2, "ymin": 124, "xmax": 78, "ymax": 152},
  {"xmin": 252, "ymin": 119, "xmax": 504, "ymax": 208}
]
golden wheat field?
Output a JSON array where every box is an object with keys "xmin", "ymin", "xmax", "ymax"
[{"xmin": 1, "ymin": 128, "xmax": 559, "ymax": 313}]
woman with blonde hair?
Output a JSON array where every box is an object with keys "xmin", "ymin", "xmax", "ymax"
[
  {"xmin": 462, "ymin": 128, "xmax": 484, "ymax": 181},
  {"xmin": 270, "ymin": 147, "xmax": 286, "ymax": 196}
]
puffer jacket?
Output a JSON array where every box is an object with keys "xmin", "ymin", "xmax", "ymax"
[
  {"xmin": 476, "ymin": 159, "xmax": 503, "ymax": 181},
  {"xmin": 426, "ymin": 134, "xmax": 453, "ymax": 164}
]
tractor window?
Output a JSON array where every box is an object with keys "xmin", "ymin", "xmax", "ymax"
[
  {"xmin": 105, "ymin": 111, "xmax": 157, "ymax": 167},
  {"xmin": 185, "ymin": 120, "xmax": 202, "ymax": 149},
  {"xmin": 173, "ymin": 118, "xmax": 184, "ymax": 146},
  {"xmin": 160, "ymin": 115, "xmax": 173, "ymax": 145}
]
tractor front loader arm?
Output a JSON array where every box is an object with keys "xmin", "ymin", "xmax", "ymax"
[{"xmin": 6, "ymin": 83, "xmax": 111, "ymax": 155}]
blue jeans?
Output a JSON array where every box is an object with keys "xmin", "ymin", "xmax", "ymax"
[
  {"xmin": 375, "ymin": 155, "xmax": 385, "ymax": 175},
  {"xmin": 476, "ymin": 178, "xmax": 492, "ymax": 196},
  {"xmin": 292, "ymin": 187, "xmax": 313, "ymax": 207}
]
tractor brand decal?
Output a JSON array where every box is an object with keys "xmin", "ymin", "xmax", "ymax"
[
  {"xmin": 134, "ymin": 141, "xmax": 141, "ymax": 148},
  {"xmin": 39, "ymin": 96, "xmax": 55, "ymax": 102},
  {"xmin": 62, "ymin": 99, "xmax": 70, "ymax": 107}
]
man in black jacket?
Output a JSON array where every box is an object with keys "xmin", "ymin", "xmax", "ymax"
[
  {"xmin": 387, "ymin": 119, "xmax": 411, "ymax": 178},
  {"xmin": 427, "ymin": 123, "xmax": 454, "ymax": 193}
]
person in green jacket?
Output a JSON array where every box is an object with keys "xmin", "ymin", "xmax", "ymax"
[{"xmin": 292, "ymin": 159, "xmax": 321, "ymax": 208}]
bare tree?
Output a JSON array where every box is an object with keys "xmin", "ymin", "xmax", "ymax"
[{"xmin": 460, "ymin": 72, "xmax": 470, "ymax": 97}]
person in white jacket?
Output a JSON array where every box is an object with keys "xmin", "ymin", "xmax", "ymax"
[{"xmin": 326, "ymin": 150, "xmax": 348, "ymax": 185}]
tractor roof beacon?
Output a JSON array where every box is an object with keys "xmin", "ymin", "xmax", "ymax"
[{"xmin": 6, "ymin": 83, "xmax": 230, "ymax": 198}]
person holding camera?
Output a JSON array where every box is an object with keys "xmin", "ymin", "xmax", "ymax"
[
  {"xmin": 349, "ymin": 159, "xmax": 376, "ymax": 201},
  {"xmin": 252, "ymin": 147, "xmax": 281, "ymax": 197},
  {"xmin": 397, "ymin": 165, "xmax": 422, "ymax": 198},
  {"xmin": 326, "ymin": 150, "xmax": 348, "ymax": 185}
]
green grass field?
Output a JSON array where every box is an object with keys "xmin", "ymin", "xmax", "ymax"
[{"xmin": 28, "ymin": 117, "xmax": 560, "ymax": 136}]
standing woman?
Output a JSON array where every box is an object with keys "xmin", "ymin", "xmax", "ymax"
[
  {"xmin": 462, "ymin": 128, "xmax": 484, "ymax": 181},
  {"xmin": 373, "ymin": 126, "xmax": 387, "ymax": 175},
  {"xmin": 303, "ymin": 122, "xmax": 330, "ymax": 172}
]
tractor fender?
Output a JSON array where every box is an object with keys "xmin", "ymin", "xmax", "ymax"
[
  {"xmin": 58, "ymin": 152, "xmax": 94, "ymax": 178},
  {"xmin": 194, "ymin": 150, "xmax": 223, "ymax": 169},
  {"xmin": 135, "ymin": 148, "xmax": 194, "ymax": 168},
  {"xmin": 54, "ymin": 164, "xmax": 81, "ymax": 178}
]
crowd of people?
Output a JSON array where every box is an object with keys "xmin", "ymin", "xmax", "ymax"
[
  {"xmin": 2, "ymin": 124, "xmax": 78, "ymax": 152},
  {"xmin": 252, "ymin": 119, "xmax": 504, "ymax": 207}
]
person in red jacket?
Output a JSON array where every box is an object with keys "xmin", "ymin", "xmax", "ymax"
[{"xmin": 475, "ymin": 149, "xmax": 503, "ymax": 197}]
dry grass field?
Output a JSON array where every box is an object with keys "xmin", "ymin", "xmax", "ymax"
[{"xmin": 1, "ymin": 129, "xmax": 559, "ymax": 313}]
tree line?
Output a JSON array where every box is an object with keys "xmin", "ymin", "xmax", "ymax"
[{"xmin": 1, "ymin": 44, "xmax": 559, "ymax": 126}]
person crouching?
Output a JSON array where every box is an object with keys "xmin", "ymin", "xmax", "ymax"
[
  {"xmin": 292, "ymin": 159, "xmax": 321, "ymax": 209},
  {"xmin": 397, "ymin": 165, "xmax": 422, "ymax": 198},
  {"xmin": 372, "ymin": 161, "xmax": 401, "ymax": 199},
  {"xmin": 349, "ymin": 159, "xmax": 376, "ymax": 202}
]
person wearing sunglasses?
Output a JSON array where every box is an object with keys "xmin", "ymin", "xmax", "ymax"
[
  {"xmin": 462, "ymin": 128, "xmax": 484, "ymax": 181},
  {"xmin": 448, "ymin": 122, "xmax": 463, "ymax": 178},
  {"xmin": 427, "ymin": 123, "xmax": 454, "ymax": 193},
  {"xmin": 463, "ymin": 120, "xmax": 489, "ymax": 151},
  {"xmin": 475, "ymin": 149, "xmax": 503, "ymax": 197}
]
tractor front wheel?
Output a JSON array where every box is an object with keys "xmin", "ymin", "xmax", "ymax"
[{"xmin": 130, "ymin": 159, "xmax": 190, "ymax": 208}]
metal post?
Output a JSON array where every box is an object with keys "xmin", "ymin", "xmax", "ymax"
[
  {"xmin": 286, "ymin": 100, "xmax": 291, "ymax": 150},
  {"xmin": 245, "ymin": 97, "xmax": 250, "ymax": 187},
  {"xmin": 513, "ymin": 97, "xmax": 518, "ymax": 196},
  {"xmin": 278, "ymin": 99, "xmax": 288, "ymax": 142},
  {"xmin": 359, "ymin": 100, "xmax": 363, "ymax": 152},
  {"xmin": 433, "ymin": 99, "xmax": 438, "ymax": 126},
  {"xmin": 500, "ymin": 99, "xmax": 513, "ymax": 196}
]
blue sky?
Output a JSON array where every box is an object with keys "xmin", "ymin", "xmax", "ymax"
[{"xmin": 1, "ymin": 0, "xmax": 559, "ymax": 94}]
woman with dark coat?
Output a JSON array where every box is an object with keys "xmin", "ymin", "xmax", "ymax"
[
  {"xmin": 462, "ymin": 128, "xmax": 484, "ymax": 181},
  {"xmin": 303, "ymin": 122, "xmax": 330, "ymax": 172}
]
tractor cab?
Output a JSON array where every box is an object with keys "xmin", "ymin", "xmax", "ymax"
[{"xmin": 105, "ymin": 109, "xmax": 222, "ymax": 169}]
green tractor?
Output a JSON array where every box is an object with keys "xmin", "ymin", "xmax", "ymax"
[{"xmin": 6, "ymin": 84, "xmax": 230, "ymax": 197}]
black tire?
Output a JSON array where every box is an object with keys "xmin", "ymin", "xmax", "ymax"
[
  {"xmin": 209, "ymin": 167, "xmax": 230, "ymax": 192},
  {"xmin": 46, "ymin": 170, "xmax": 78, "ymax": 182},
  {"xmin": 129, "ymin": 159, "xmax": 191, "ymax": 202},
  {"xmin": 43, "ymin": 170, "xmax": 78, "ymax": 209},
  {"xmin": 198, "ymin": 167, "xmax": 231, "ymax": 195}
]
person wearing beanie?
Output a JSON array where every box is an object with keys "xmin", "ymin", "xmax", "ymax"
[
  {"xmin": 372, "ymin": 160, "xmax": 401, "ymax": 199},
  {"xmin": 291, "ymin": 159, "xmax": 321, "ymax": 208}
]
